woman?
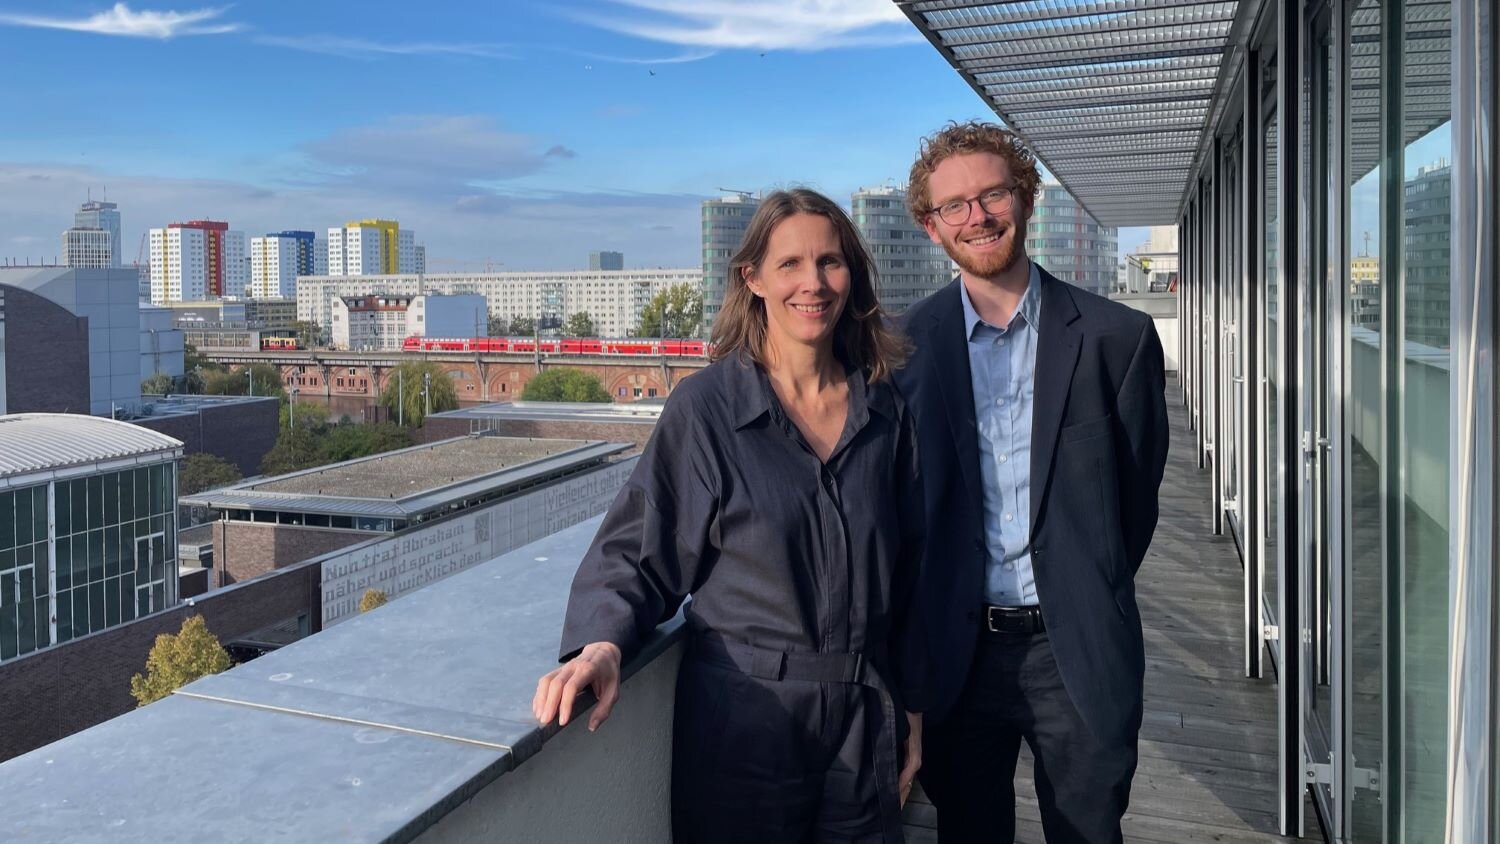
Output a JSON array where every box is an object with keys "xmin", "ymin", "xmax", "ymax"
[{"xmin": 533, "ymin": 188, "xmax": 926, "ymax": 842}]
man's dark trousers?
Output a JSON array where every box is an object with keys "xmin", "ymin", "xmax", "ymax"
[{"xmin": 921, "ymin": 629, "xmax": 1137, "ymax": 843}]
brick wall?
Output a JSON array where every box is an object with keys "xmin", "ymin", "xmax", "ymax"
[
  {"xmin": 0, "ymin": 563, "xmax": 319, "ymax": 762},
  {"xmin": 137, "ymin": 397, "xmax": 279, "ymax": 477},
  {"xmin": 214, "ymin": 521, "xmax": 374, "ymax": 585}
]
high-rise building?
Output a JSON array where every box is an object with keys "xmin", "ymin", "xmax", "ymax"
[
  {"xmin": 327, "ymin": 219, "xmax": 422, "ymax": 276},
  {"xmin": 851, "ymin": 185, "xmax": 951, "ymax": 313},
  {"xmin": 1404, "ymin": 160, "xmax": 1450, "ymax": 349},
  {"xmin": 250, "ymin": 231, "xmax": 318, "ymax": 299},
  {"xmin": 61, "ymin": 228, "xmax": 113, "ymax": 269},
  {"xmin": 701, "ymin": 193, "xmax": 760, "ymax": 332},
  {"xmin": 1350, "ymin": 255, "xmax": 1380, "ymax": 328},
  {"xmin": 590, "ymin": 251, "xmax": 624, "ymax": 271},
  {"xmin": 73, "ymin": 200, "xmax": 121, "ymax": 267},
  {"xmin": 148, "ymin": 221, "xmax": 247, "ymax": 303},
  {"xmin": 1026, "ymin": 183, "xmax": 1119, "ymax": 295}
]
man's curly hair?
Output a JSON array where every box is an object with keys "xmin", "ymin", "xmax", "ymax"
[{"xmin": 906, "ymin": 121, "xmax": 1042, "ymax": 223}]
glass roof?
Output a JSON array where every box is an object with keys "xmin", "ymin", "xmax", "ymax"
[{"xmin": 898, "ymin": 0, "xmax": 1256, "ymax": 225}]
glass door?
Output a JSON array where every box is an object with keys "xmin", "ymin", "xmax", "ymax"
[
  {"xmin": 1261, "ymin": 46, "xmax": 1283, "ymax": 667},
  {"xmin": 1303, "ymin": 4, "xmax": 1340, "ymax": 835},
  {"xmin": 1345, "ymin": 0, "xmax": 1387, "ymax": 837}
]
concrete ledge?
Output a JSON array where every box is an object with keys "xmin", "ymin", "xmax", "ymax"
[{"xmin": 0, "ymin": 514, "xmax": 686, "ymax": 843}]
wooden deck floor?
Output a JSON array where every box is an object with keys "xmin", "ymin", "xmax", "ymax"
[{"xmin": 902, "ymin": 382, "xmax": 1325, "ymax": 843}]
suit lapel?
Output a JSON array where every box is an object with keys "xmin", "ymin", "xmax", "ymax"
[
  {"xmin": 924, "ymin": 281, "xmax": 984, "ymax": 508},
  {"xmin": 1030, "ymin": 269, "xmax": 1082, "ymax": 531}
]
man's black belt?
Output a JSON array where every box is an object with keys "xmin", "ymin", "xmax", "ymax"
[{"xmin": 984, "ymin": 604, "xmax": 1045, "ymax": 634}]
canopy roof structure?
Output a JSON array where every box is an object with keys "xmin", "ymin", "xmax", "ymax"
[{"xmin": 897, "ymin": 0, "xmax": 1258, "ymax": 225}]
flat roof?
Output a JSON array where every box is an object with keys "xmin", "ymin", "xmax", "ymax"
[
  {"xmin": 181, "ymin": 435, "xmax": 628, "ymax": 519},
  {"xmin": 431, "ymin": 400, "xmax": 665, "ymax": 426},
  {"xmin": 137, "ymin": 394, "xmax": 278, "ymax": 419},
  {"xmin": 252, "ymin": 437, "xmax": 584, "ymax": 498},
  {"xmin": 0, "ymin": 414, "xmax": 183, "ymax": 487}
]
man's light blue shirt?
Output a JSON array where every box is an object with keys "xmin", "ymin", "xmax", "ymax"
[{"xmin": 959, "ymin": 261, "xmax": 1042, "ymax": 607}]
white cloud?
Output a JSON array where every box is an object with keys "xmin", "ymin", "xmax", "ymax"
[
  {"xmin": 563, "ymin": 47, "xmax": 716, "ymax": 64},
  {"xmin": 298, "ymin": 115, "xmax": 572, "ymax": 192},
  {"xmin": 0, "ymin": 3, "xmax": 238, "ymax": 39},
  {"xmin": 581, "ymin": 0, "xmax": 920, "ymax": 50},
  {"xmin": 255, "ymin": 35, "xmax": 513, "ymax": 60}
]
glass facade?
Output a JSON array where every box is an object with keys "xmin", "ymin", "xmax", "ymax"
[
  {"xmin": 1176, "ymin": 0, "xmax": 1492, "ymax": 838},
  {"xmin": 700, "ymin": 196, "xmax": 760, "ymax": 334},
  {"xmin": 0, "ymin": 462, "xmax": 178, "ymax": 662},
  {"xmin": 1024, "ymin": 185, "xmax": 1118, "ymax": 295}
]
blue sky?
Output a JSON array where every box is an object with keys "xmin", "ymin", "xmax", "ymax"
[{"xmin": 0, "ymin": 1, "xmax": 1153, "ymax": 270}]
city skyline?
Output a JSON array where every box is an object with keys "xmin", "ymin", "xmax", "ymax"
[{"xmin": 0, "ymin": 2, "xmax": 1153, "ymax": 272}]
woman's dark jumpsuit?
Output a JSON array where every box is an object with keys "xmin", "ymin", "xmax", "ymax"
[{"xmin": 559, "ymin": 353, "xmax": 927, "ymax": 842}]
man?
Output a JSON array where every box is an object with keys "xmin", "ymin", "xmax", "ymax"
[{"xmin": 894, "ymin": 121, "xmax": 1169, "ymax": 842}]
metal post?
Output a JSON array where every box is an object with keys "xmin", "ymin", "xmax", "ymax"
[{"xmin": 398, "ymin": 367, "xmax": 404, "ymax": 427}]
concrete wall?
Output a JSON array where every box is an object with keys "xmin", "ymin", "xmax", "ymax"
[
  {"xmin": 0, "ymin": 283, "xmax": 91, "ymax": 414},
  {"xmin": 0, "ymin": 267, "xmax": 143, "ymax": 414},
  {"xmin": 138, "ymin": 304, "xmax": 185, "ymax": 381},
  {"xmin": 418, "ymin": 644, "xmax": 679, "ymax": 844}
]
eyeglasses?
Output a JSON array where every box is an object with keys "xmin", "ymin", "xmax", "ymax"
[{"xmin": 932, "ymin": 186, "xmax": 1018, "ymax": 225}]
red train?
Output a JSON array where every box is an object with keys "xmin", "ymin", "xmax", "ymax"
[
  {"xmin": 401, "ymin": 336, "xmax": 711, "ymax": 357},
  {"xmin": 260, "ymin": 336, "xmax": 302, "ymax": 351}
]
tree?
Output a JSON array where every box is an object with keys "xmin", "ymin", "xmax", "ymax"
[
  {"xmin": 522, "ymin": 368, "xmax": 612, "ymax": 403},
  {"xmin": 320, "ymin": 422, "xmax": 412, "ymax": 463},
  {"xmin": 280, "ymin": 400, "xmax": 329, "ymax": 433},
  {"xmin": 563, "ymin": 311, "xmax": 597, "ymax": 337},
  {"xmin": 487, "ymin": 314, "xmax": 509, "ymax": 337},
  {"xmin": 292, "ymin": 320, "xmax": 324, "ymax": 349},
  {"xmin": 179, "ymin": 453, "xmax": 243, "ymax": 495},
  {"xmin": 259, "ymin": 427, "xmax": 325, "ymax": 475},
  {"xmin": 129, "ymin": 615, "xmax": 231, "ymax": 707},
  {"xmin": 141, "ymin": 372, "xmax": 175, "ymax": 395},
  {"xmin": 359, "ymin": 589, "xmax": 389, "ymax": 613},
  {"xmin": 378, "ymin": 360, "xmax": 459, "ymax": 426},
  {"xmin": 509, "ymin": 315, "xmax": 536, "ymax": 336},
  {"xmin": 184, "ymin": 343, "xmax": 220, "ymax": 375},
  {"xmin": 638, "ymin": 283, "xmax": 703, "ymax": 338},
  {"xmin": 202, "ymin": 363, "xmax": 284, "ymax": 399}
]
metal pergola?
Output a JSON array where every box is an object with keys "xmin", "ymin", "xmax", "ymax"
[{"xmin": 896, "ymin": 0, "xmax": 1260, "ymax": 226}]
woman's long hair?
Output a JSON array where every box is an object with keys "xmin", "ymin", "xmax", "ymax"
[{"xmin": 710, "ymin": 188, "xmax": 909, "ymax": 382}]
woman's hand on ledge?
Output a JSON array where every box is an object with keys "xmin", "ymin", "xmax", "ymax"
[
  {"xmin": 533, "ymin": 642, "xmax": 623, "ymax": 732},
  {"xmin": 898, "ymin": 711, "xmax": 922, "ymax": 807}
]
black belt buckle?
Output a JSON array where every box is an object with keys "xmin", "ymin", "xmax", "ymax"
[{"xmin": 985, "ymin": 605, "xmax": 1042, "ymax": 634}]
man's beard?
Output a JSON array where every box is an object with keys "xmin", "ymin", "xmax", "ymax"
[{"xmin": 940, "ymin": 224, "xmax": 1022, "ymax": 278}]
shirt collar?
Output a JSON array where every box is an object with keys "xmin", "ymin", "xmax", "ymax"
[
  {"xmin": 959, "ymin": 260, "xmax": 1042, "ymax": 340},
  {"xmin": 725, "ymin": 349, "xmax": 891, "ymax": 432}
]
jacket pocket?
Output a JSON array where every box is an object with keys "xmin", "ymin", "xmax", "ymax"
[{"xmin": 1060, "ymin": 413, "xmax": 1113, "ymax": 444}]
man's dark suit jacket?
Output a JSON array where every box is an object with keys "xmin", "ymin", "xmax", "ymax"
[{"xmin": 895, "ymin": 268, "xmax": 1169, "ymax": 745}]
